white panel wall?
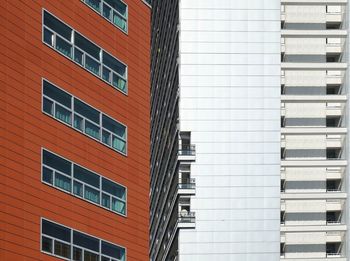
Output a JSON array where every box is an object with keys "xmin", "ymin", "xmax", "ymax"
[{"xmin": 178, "ymin": 0, "xmax": 281, "ymax": 260}]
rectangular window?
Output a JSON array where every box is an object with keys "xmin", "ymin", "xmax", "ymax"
[
  {"xmin": 42, "ymin": 9, "xmax": 127, "ymax": 94},
  {"xmin": 82, "ymin": 0, "xmax": 128, "ymax": 33},
  {"xmin": 42, "ymin": 79, "xmax": 127, "ymax": 155},
  {"xmin": 42, "ymin": 149, "xmax": 127, "ymax": 216},
  {"xmin": 41, "ymin": 219, "xmax": 126, "ymax": 261}
]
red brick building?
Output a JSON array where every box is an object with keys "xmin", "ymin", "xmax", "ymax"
[{"xmin": 0, "ymin": 0, "xmax": 150, "ymax": 260}]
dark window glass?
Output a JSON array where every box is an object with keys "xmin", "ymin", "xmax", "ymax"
[
  {"xmin": 44, "ymin": 11, "xmax": 72, "ymax": 41},
  {"xmin": 102, "ymin": 178, "xmax": 125, "ymax": 199},
  {"xmin": 55, "ymin": 172, "xmax": 72, "ymax": 192},
  {"xmin": 74, "ymin": 99, "xmax": 100, "ymax": 124},
  {"xmin": 102, "ymin": 241, "xmax": 124, "ymax": 260},
  {"xmin": 73, "ymin": 247, "xmax": 83, "ymax": 261},
  {"xmin": 102, "ymin": 193, "xmax": 110, "ymax": 208},
  {"xmin": 102, "ymin": 115, "xmax": 125, "ymax": 139},
  {"xmin": 85, "ymin": 55, "xmax": 101, "ymax": 76},
  {"xmin": 42, "ymin": 236, "xmax": 53, "ymax": 253},
  {"xmin": 55, "ymin": 103, "xmax": 72, "ymax": 124},
  {"xmin": 85, "ymin": 121, "xmax": 100, "ymax": 140},
  {"xmin": 43, "ymin": 80, "xmax": 71, "ymax": 108},
  {"xmin": 54, "ymin": 240, "xmax": 71, "ymax": 258},
  {"xmin": 73, "ymin": 231, "xmax": 100, "ymax": 252},
  {"xmin": 43, "ymin": 98, "xmax": 54, "ymax": 115},
  {"xmin": 43, "ymin": 150, "xmax": 71, "ymax": 176},
  {"xmin": 102, "ymin": 51, "xmax": 126, "ymax": 77},
  {"xmin": 74, "ymin": 48, "xmax": 84, "ymax": 65},
  {"xmin": 42, "ymin": 219, "xmax": 71, "ymax": 242},
  {"xmin": 85, "ymin": 0, "xmax": 101, "ymax": 12},
  {"xmin": 85, "ymin": 186, "xmax": 100, "ymax": 204},
  {"xmin": 84, "ymin": 250, "xmax": 99, "ymax": 261},
  {"xmin": 74, "ymin": 32, "xmax": 100, "ymax": 60},
  {"xmin": 105, "ymin": 0, "xmax": 126, "ymax": 16},
  {"xmin": 56, "ymin": 36, "xmax": 72, "ymax": 58},
  {"xmin": 73, "ymin": 181, "xmax": 83, "ymax": 197},
  {"xmin": 42, "ymin": 166, "xmax": 53, "ymax": 184},
  {"xmin": 103, "ymin": 3, "xmax": 112, "ymax": 20},
  {"xmin": 73, "ymin": 165, "xmax": 100, "ymax": 188},
  {"xmin": 43, "ymin": 28, "xmax": 54, "ymax": 46}
]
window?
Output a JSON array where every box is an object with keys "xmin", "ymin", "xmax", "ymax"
[
  {"xmin": 42, "ymin": 149, "xmax": 127, "ymax": 216},
  {"xmin": 82, "ymin": 0, "xmax": 128, "ymax": 33},
  {"xmin": 41, "ymin": 219, "xmax": 126, "ymax": 261},
  {"xmin": 43, "ymin": 10, "xmax": 127, "ymax": 94},
  {"xmin": 42, "ymin": 79, "xmax": 127, "ymax": 155}
]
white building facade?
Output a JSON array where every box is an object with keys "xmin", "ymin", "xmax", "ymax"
[{"xmin": 150, "ymin": 0, "xmax": 349, "ymax": 260}]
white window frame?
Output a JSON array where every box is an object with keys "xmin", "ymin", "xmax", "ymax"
[
  {"xmin": 42, "ymin": 9, "xmax": 128, "ymax": 95},
  {"xmin": 81, "ymin": 0, "xmax": 129, "ymax": 34},
  {"xmin": 40, "ymin": 217, "xmax": 127, "ymax": 261},
  {"xmin": 42, "ymin": 78, "xmax": 128, "ymax": 156},
  {"xmin": 41, "ymin": 148, "xmax": 127, "ymax": 217}
]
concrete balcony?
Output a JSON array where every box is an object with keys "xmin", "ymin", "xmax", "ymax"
[
  {"xmin": 281, "ymin": 62, "xmax": 347, "ymax": 70},
  {"xmin": 178, "ymin": 212, "xmax": 196, "ymax": 228},
  {"xmin": 178, "ymin": 145, "xmax": 196, "ymax": 161},
  {"xmin": 281, "ymin": 192, "xmax": 347, "ymax": 200},
  {"xmin": 327, "ymin": 200, "xmax": 343, "ymax": 211},
  {"xmin": 280, "ymin": 257, "xmax": 346, "ymax": 261},
  {"xmin": 280, "ymin": 102, "xmax": 345, "ymax": 117},
  {"xmin": 281, "ymin": 159, "xmax": 347, "ymax": 167},
  {"xmin": 281, "ymin": 95, "xmax": 347, "ymax": 102},
  {"xmin": 281, "ymin": 128, "xmax": 347, "ymax": 135},
  {"xmin": 280, "ymin": 134, "xmax": 344, "ymax": 149},
  {"xmin": 281, "ymin": 39, "xmax": 344, "ymax": 54},
  {"xmin": 281, "ymin": 29, "xmax": 347, "ymax": 38},
  {"xmin": 280, "ymin": 224, "xmax": 346, "ymax": 232},
  {"xmin": 178, "ymin": 178, "xmax": 196, "ymax": 195},
  {"xmin": 281, "ymin": 0, "xmax": 347, "ymax": 5},
  {"xmin": 281, "ymin": 70, "xmax": 345, "ymax": 86},
  {"xmin": 326, "ymin": 167, "xmax": 344, "ymax": 179}
]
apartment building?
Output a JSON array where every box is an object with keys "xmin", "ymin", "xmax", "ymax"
[
  {"xmin": 151, "ymin": 0, "xmax": 350, "ymax": 261},
  {"xmin": 0, "ymin": 1, "xmax": 150, "ymax": 260},
  {"xmin": 281, "ymin": 0, "xmax": 348, "ymax": 260},
  {"xmin": 150, "ymin": 0, "xmax": 281, "ymax": 260}
]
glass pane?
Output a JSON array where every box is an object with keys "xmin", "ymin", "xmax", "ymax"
[
  {"xmin": 84, "ymin": 250, "xmax": 99, "ymax": 261},
  {"xmin": 74, "ymin": 99, "xmax": 100, "ymax": 124},
  {"xmin": 55, "ymin": 172, "xmax": 72, "ymax": 192},
  {"xmin": 105, "ymin": 0, "xmax": 127, "ymax": 17},
  {"xmin": 54, "ymin": 240, "xmax": 71, "ymax": 259},
  {"xmin": 102, "ymin": 51, "xmax": 126, "ymax": 77},
  {"xmin": 102, "ymin": 241, "xmax": 125, "ymax": 260},
  {"xmin": 75, "ymin": 32, "xmax": 100, "ymax": 60},
  {"xmin": 56, "ymin": 36, "xmax": 72, "ymax": 58},
  {"xmin": 112, "ymin": 197, "xmax": 125, "ymax": 214},
  {"xmin": 112, "ymin": 73, "xmax": 126, "ymax": 92},
  {"xmin": 55, "ymin": 104, "xmax": 72, "ymax": 125},
  {"xmin": 73, "ymin": 247, "xmax": 83, "ymax": 261},
  {"xmin": 85, "ymin": 0, "xmax": 101, "ymax": 12},
  {"xmin": 102, "ymin": 257, "xmax": 110, "ymax": 261},
  {"xmin": 85, "ymin": 121, "xmax": 100, "ymax": 140},
  {"xmin": 74, "ymin": 48, "xmax": 83, "ymax": 65},
  {"xmin": 85, "ymin": 55, "xmax": 101, "ymax": 76},
  {"xmin": 43, "ymin": 150, "xmax": 72, "ymax": 176},
  {"xmin": 102, "ymin": 130, "xmax": 111, "ymax": 146},
  {"xmin": 84, "ymin": 186, "xmax": 100, "ymax": 204},
  {"xmin": 73, "ymin": 231, "xmax": 100, "ymax": 252},
  {"xmin": 103, "ymin": 4, "xmax": 112, "ymax": 20},
  {"xmin": 112, "ymin": 136, "xmax": 126, "ymax": 154},
  {"xmin": 73, "ymin": 181, "xmax": 83, "ymax": 197},
  {"xmin": 42, "ymin": 236, "xmax": 53, "ymax": 253},
  {"xmin": 73, "ymin": 165, "xmax": 100, "ymax": 188},
  {"xmin": 102, "ymin": 115, "xmax": 125, "ymax": 139},
  {"xmin": 42, "ymin": 219, "xmax": 71, "ymax": 242},
  {"xmin": 43, "ymin": 98, "xmax": 53, "ymax": 115},
  {"xmin": 44, "ymin": 11, "xmax": 72, "ymax": 40},
  {"xmin": 113, "ymin": 12, "xmax": 127, "ymax": 31},
  {"xmin": 74, "ymin": 114, "xmax": 84, "ymax": 131},
  {"xmin": 102, "ymin": 67, "xmax": 111, "ymax": 83},
  {"xmin": 43, "ymin": 28, "xmax": 54, "ymax": 46},
  {"xmin": 42, "ymin": 166, "xmax": 53, "ymax": 184},
  {"xmin": 102, "ymin": 178, "xmax": 125, "ymax": 199},
  {"xmin": 43, "ymin": 80, "xmax": 71, "ymax": 108},
  {"xmin": 102, "ymin": 193, "xmax": 110, "ymax": 209}
]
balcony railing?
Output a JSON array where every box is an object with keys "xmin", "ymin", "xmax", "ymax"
[
  {"xmin": 178, "ymin": 212, "xmax": 195, "ymax": 223},
  {"xmin": 178, "ymin": 178, "xmax": 196, "ymax": 189},
  {"xmin": 178, "ymin": 145, "xmax": 196, "ymax": 156}
]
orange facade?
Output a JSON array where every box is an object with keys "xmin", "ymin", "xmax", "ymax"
[{"xmin": 0, "ymin": 0, "xmax": 150, "ymax": 260}]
